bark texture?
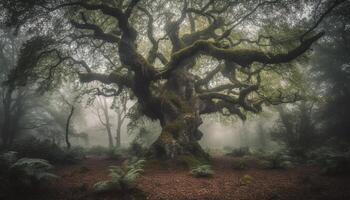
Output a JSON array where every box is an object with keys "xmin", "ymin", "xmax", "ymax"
[{"xmin": 149, "ymin": 68, "xmax": 208, "ymax": 160}]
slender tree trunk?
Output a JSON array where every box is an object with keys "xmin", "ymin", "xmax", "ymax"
[
  {"xmin": 1, "ymin": 84, "xmax": 14, "ymax": 148},
  {"xmin": 94, "ymin": 96, "xmax": 115, "ymax": 149},
  {"xmin": 65, "ymin": 105, "xmax": 75, "ymax": 149},
  {"xmin": 115, "ymin": 93, "xmax": 127, "ymax": 148},
  {"xmin": 102, "ymin": 97, "xmax": 114, "ymax": 149},
  {"xmin": 106, "ymin": 124, "xmax": 113, "ymax": 149},
  {"xmin": 257, "ymin": 122, "xmax": 266, "ymax": 148},
  {"xmin": 277, "ymin": 106, "xmax": 295, "ymax": 147},
  {"xmin": 116, "ymin": 113, "xmax": 122, "ymax": 147}
]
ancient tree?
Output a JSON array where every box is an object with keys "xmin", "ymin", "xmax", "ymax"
[{"xmin": 1, "ymin": 0, "xmax": 344, "ymax": 159}]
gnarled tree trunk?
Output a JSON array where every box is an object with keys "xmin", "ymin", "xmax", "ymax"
[{"xmin": 148, "ymin": 68, "xmax": 208, "ymax": 160}]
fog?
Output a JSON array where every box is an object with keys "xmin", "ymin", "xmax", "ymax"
[
  {"xmin": 67, "ymin": 101, "xmax": 277, "ymax": 150},
  {"xmin": 0, "ymin": 0, "xmax": 348, "ymax": 151},
  {"xmin": 1, "ymin": 1, "xmax": 350, "ymax": 199}
]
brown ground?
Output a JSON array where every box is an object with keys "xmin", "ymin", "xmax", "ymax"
[{"xmin": 14, "ymin": 156, "xmax": 350, "ymax": 200}]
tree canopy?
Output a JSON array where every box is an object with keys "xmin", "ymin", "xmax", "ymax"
[{"xmin": 1, "ymin": 0, "xmax": 346, "ymax": 159}]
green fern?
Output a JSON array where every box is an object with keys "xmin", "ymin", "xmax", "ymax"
[
  {"xmin": 191, "ymin": 164, "xmax": 214, "ymax": 177},
  {"xmin": 94, "ymin": 158, "xmax": 145, "ymax": 193},
  {"xmin": 10, "ymin": 158, "xmax": 59, "ymax": 185}
]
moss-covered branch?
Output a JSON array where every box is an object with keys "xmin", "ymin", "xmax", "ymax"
[
  {"xmin": 200, "ymin": 99, "xmax": 246, "ymax": 120},
  {"xmin": 157, "ymin": 32, "xmax": 324, "ymax": 79},
  {"xmin": 79, "ymin": 72, "xmax": 132, "ymax": 88}
]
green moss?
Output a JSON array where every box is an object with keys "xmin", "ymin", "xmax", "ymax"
[
  {"xmin": 159, "ymin": 131, "xmax": 174, "ymax": 145},
  {"xmin": 239, "ymin": 174, "xmax": 254, "ymax": 186},
  {"xmin": 164, "ymin": 121, "xmax": 181, "ymax": 133},
  {"xmin": 161, "ymin": 91, "xmax": 194, "ymax": 114}
]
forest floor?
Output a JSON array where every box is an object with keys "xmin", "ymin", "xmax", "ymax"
[{"xmin": 13, "ymin": 155, "xmax": 350, "ymax": 200}]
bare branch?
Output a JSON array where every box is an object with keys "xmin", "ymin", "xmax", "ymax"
[
  {"xmin": 70, "ymin": 13, "xmax": 120, "ymax": 43},
  {"xmin": 164, "ymin": 1, "xmax": 188, "ymax": 51},
  {"xmin": 300, "ymin": 0, "xmax": 346, "ymax": 41},
  {"xmin": 195, "ymin": 63, "xmax": 223, "ymax": 86},
  {"xmin": 138, "ymin": 6, "xmax": 168, "ymax": 64},
  {"xmin": 125, "ymin": 0, "xmax": 140, "ymax": 18}
]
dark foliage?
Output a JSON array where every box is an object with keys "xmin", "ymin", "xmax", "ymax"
[
  {"xmin": 307, "ymin": 147, "xmax": 350, "ymax": 175},
  {"xmin": 271, "ymin": 103, "xmax": 316, "ymax": 159},
  {"xmin": 9, "ymin": 136, "xmax": 85, "ymax": 164},
  {"xmin": 0, "ymin": 151, "xmax": 58, "ymax": 199},
  {"xmin": 226, "ymin": 147, "xmax": 251, "ymax": 157},
  {"xmin": 129, "ymin": 141, "xmax": 147, "ymax": 158},
  {"xmin": 312, "ymin": 2, "xmax": 350, "ymax": 142}
]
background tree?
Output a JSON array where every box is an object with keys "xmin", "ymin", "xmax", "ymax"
[
  {"xmin": 33, "ymin": 88, "xmax": 88, "ymax": 147},
  {"xmin": 271, "ymin": 102, "xmax": 316, "ymax": 156},
  {"xmin": 256, "ymin": 120, "xmax": 267, "ymax": 149},
  {"xmin": 92, "ymin": 96, "xmax": 115, "ymax": 149},
  {"xmin": 0, "ymin": 29, "xmax": 48, "ymax": 147},
  {"xmin": 311, "ymin": 1, "xmax": 350, "ymax": 144},
  {"xmin": 111, "ymin": 91, "xmax": 130, "ymax": 147},
  {"xmin": 59, "ymin": 93, "xmax": 76, "ymax": 149}
]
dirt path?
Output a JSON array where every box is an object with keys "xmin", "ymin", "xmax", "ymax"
[{"xmin": 50, "ymin": 156, "xmax": 350, "ymax": 200}]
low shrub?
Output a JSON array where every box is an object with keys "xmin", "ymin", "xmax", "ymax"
[
  {"xmin": 307, "ymin": 147, "xmax": 350, "ymax": 175},
  {"xmin": 63, "ymin": 146, "xmax": 86, "ymax": 163},
  {"xmin": 129, "ymin": 141, "xmax": 147, "ymax": 157},
  {"xmin": 226, "ymin": 147, "xmax": 251, "ymax": 157},
  {"xmin": 257, "ymin": 160, "xmax": 272, "ymax": 169},
  {"xmin": 107, "ymin": 147, "xmax": 124, "ymax": 160},
  {"xmin": 87, "ymin": 145, "xmax": 110, "ymax": 156},
  {"xmin": 10, "ymin": 158, "xmax": 59, "ymax": 187},
  {"xmin": 257, "ymin": 151, "xmax": 293, "ymax": 169},
  {"xmin": 11, "ymin": 137, "xmax": 65, "ymax": 163},
  {"xmin": 232, "ymin": 158, "xmax": 248, "ymax": 170},
  {"xmin": 249, "ymin": 148, "xmax": 292, "ymax": 169},
  {"xmin": 190, "ymin": 164, "xmax": 214, "ymax": 178},
  {"xmin": 10, "ymin": 137, "xmax": 85, "ymax": 164},
  {"xmin": 0, "ymin": 151, "xmax": 58, "ymax": 196}
]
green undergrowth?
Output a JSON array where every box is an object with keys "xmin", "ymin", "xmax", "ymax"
[{"xmin": 93, "ymin": 158, "xmax": 145, "ymax": 193}]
